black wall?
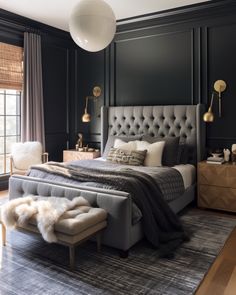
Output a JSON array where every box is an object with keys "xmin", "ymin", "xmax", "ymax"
[
  {"xmin": 0, "ymin": 9, "xmax": 77, "ymax": 161},
  {"xmin": 76, "ymin": 0, "xmax": 236, "ymax": 153},
  {"xmin": 1, "ymin": 0, "xmax": 236, "ymax": 161}
]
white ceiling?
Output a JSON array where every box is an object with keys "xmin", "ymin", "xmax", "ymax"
[{"xmin": 0, "ymin": 0, "xmax": 211, "ymax": 32}]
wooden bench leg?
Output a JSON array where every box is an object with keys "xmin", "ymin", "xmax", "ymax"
[
  {"xmin": 96, "ymin": 231, "xmax": 102, "ymax": 252},
  {"xmin": 1, "ymin": 223, "xmax": 6, "ymax": 246},
  {"xmin": 69, "ymin": 246, "xmax": 75, "ymax": 270}
]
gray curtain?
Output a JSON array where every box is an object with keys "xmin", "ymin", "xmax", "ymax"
[{"xmin": 21, "ymin": 32, "xmax": 45, "ymax": 150}]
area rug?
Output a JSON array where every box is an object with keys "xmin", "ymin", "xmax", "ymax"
[{"xmin": 0, "ymin": 209, "xmax": 236, "ymax": 295}]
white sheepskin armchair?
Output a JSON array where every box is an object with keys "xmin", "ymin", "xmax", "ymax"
[{"xmin": 10, "ymin": 141, "xmax": 48, "ymax": 175}]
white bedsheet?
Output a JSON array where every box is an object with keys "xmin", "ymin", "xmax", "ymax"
[
  {"xmin": 173, "ymin": 164, "xmax": 196, "ymax": 189},
  {"xmin": 95, "ymin": 157, "xmax": 196, "ymax": 190}
]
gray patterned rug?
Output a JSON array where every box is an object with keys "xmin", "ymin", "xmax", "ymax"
[{"xmin": 1, "ymin": 208, "xmax": 236, "ymax": 295}]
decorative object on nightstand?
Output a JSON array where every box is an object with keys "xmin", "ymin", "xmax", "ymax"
[
  {"xmin": 206, "ymin": 150, "xmax": 224, "ymax": 164},
  {"xmin": 203, "ymin": 80, "xmax": 227, "ymax": 122},
  {"xmin": 82, "ymin": 86, "xmax": 102, "ymax": 123},
  {"xmin": 223, "ymin": 149, "xmax": 230, "ymax": 162},
  {"xmin": 198, "ymin": 161, "xmax": 236, "ymax": 212},
  {"xmin": 63, "ymin": 149, "xmax": 100, "ymax": 162},
  {"xmin": 232, "ymin": 144, "xmax": 236, "ymax": 164},
  {"xmin": 76, "ymin": 133, "xmax": 83, "ymax": 150}
]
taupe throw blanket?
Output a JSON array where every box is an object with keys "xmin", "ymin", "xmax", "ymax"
[{"xmin": 30, "ymin": 162, "xmax": 187, "ymax": 256}]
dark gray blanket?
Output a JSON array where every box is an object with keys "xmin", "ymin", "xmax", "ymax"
[{"xmin": 29, "ymin": 162, "xmax": 187, "ymax": 256}]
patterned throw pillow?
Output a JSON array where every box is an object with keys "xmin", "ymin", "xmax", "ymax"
[{"xmin": 107, "ymin": 148, "xmax": 147, "ymax": 166}]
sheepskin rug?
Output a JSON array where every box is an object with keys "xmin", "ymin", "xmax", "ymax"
[{"xmin": 1, "ymin": 196, "xmax": 90, "ymax": 242}]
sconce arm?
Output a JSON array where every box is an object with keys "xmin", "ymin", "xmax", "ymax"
[{"xmin": 209, "ymin": 92, "xmax": 215, "ymax": 110}]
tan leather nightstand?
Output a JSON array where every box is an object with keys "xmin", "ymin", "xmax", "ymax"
[
  {"xmin": 198, "ymin": 161, "xmax": 236, "ymax": 212},
  {"xmin": 63, "ymin": 150, "xmax": 100, "ymax": 162}
]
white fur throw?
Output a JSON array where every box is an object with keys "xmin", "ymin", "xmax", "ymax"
[
  {"xmin": 1, "ymin": 196, "xmax": 90, "ymax": 243},
  {"xmin": 11, "ymin": 141, "xmax": 43, "ymax": 170}
]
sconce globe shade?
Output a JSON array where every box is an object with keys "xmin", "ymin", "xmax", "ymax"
[
  {"xmin": 203, "ymin": 108, "xmax": 214, "ymax": 122},
  {"xmin": 69, "ymin": 0, "xmax": 116, "ymax": 52},
  {"xmin": 82, "ymin": 112, "xmax": 91, "ymax": 123}
]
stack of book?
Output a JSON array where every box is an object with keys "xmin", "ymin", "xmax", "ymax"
[{"xmin": 206, "ymin": 156, "xmax": 225, "ymax": 164}]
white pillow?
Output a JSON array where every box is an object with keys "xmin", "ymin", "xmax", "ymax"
[
  {"xmin": 113, "ymin": 138, "xmax": 137, "ymax": 151},
  {"xmin": 136, "ymin": 140, "xmax": 165, "ymax": 167},
  {"xmin": 11, "ymin": 141, "xmax": 43, "ymax": 170}
]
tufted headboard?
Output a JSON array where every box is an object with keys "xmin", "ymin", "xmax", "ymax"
[{"xmin": 101, "ymin": 104, "xmax": 206, "ymax": 164}]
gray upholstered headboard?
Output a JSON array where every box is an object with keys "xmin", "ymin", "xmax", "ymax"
[{"xmin": 101, "ymin": 104, "xmax": 206, "ymax": 164}]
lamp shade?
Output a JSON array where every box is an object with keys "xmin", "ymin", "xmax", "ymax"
[
  {"xmin": 82, "ymin": 112, "xmax": 91, "ymax": 122},
  {"xmin": 203, "ymin": 107, "xmax": 214, "ymax": 122},
  {"xmin": 69, "ymin": 0, "xmax": 116, "ymax": 52}
]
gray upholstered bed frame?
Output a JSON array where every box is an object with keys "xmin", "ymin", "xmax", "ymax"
[
  {"xmin": 101, "ymin": 104, "xmax": 205, "ymax": 164},
  {"xmin": 8, "ymin": 104, "xmax": 205, "ymax": 253}
]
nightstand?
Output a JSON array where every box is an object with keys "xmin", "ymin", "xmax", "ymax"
[
  {"xmin": 63, "ymin": 150, "xmax": 100, "ymax": 162},
  {"xmin": 198, "ymin": 161, "xmax": 236, "ymax": 212}
]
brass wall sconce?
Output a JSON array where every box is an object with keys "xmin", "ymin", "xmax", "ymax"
[
  {"xmin": 203, "ymin": 80, "xmax": 227, "ymax": 122},
  {"xmin": 82, "ymin": 86, "xmax": 102, "ymax": 122}
]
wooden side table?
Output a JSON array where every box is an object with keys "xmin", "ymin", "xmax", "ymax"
[
  {"xmin": 198, "ymin": 161, "xmax": 236, "ymax": 212},
  {"xmin": 63, "ymin": 150, "xmax": 100, "ymax": 162}
]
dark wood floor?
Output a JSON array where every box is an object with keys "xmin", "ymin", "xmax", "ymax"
[{"xmin": 196, "ymin": 225, "xmax": 236, "ymax": 295}]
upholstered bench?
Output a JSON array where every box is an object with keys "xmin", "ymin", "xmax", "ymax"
[{"xmin": 0, "ymin": 200, "xmax": 107, "ymax": 270}]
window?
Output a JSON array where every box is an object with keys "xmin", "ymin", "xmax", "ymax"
[
  {"xmin": 0, "ymin": 89, "xmax": 21, "ymax": 174},
  {"xmin": 0, "ymin": 42, "xmax": 23, "ymax": 175}
]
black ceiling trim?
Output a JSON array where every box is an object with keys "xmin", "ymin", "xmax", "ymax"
[{"xmin": 0, "ymin": 8, "xmax": 71, "ymax": 41}]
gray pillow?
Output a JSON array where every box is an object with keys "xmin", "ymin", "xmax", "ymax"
[
  {"xmin": 102, "ymin": 135, "xmax": 142, "ymax": 158},
  {"xmin": 142, "ymin": 135, "xmax": 180, "ymax": 166},
  {"xmin": 107, "ymin": 148, "xmax": 147, "ymax": 166},
  {"xmin": 177, "ymin": 143, "xmax": 189, "ymax": 164}
]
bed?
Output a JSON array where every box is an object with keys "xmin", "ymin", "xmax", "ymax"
[{"xmin": 8, "ymin": 104, "xmax": 206, "ymax": 254}]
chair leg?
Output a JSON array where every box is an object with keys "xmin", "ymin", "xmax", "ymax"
[
  {"xmin": 1, "ymin": 223, "xmax": 6, "ymax": 246},
  {"xmin": 96, "ymin": 231, "xmax": 102, "ymax": 252},
  {"xmin": 69, "ymin": 245, "xmax": 75, "ymax": 270}
]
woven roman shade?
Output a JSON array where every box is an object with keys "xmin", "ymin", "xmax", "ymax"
[{"xmin": 0, "ymin": 42, "xmax": 23, "ymax": 90}]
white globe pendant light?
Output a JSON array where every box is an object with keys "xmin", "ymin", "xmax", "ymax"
[{"xmin": 69, "ymin": 0, "xmax": 116, "ymax": 52}]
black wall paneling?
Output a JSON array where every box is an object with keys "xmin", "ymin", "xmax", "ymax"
[
  {"xmin": 0, "ymin": 8, "xmax": 75, "ymax": 162},
  {"xmin": 87, "ymin": 0, "xmax": 236, "ymax": 152},
  {"xmin": 42, "ymin": 38, "xmax": 70, "ymax": 161},
  {"xmin": 206, "ymin": 21, "xmax": 236, "ymax": 149},
  {"xmin": 75, "ymin": 49, "xmax": 106, "ymax": 149},
  {"xmin": 112, "ymin": 28, "xmax": 194, "ymax": 106},
  {"xmin": 2, "ymin": 0, "xmax": 236, "ymax": 160}
]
